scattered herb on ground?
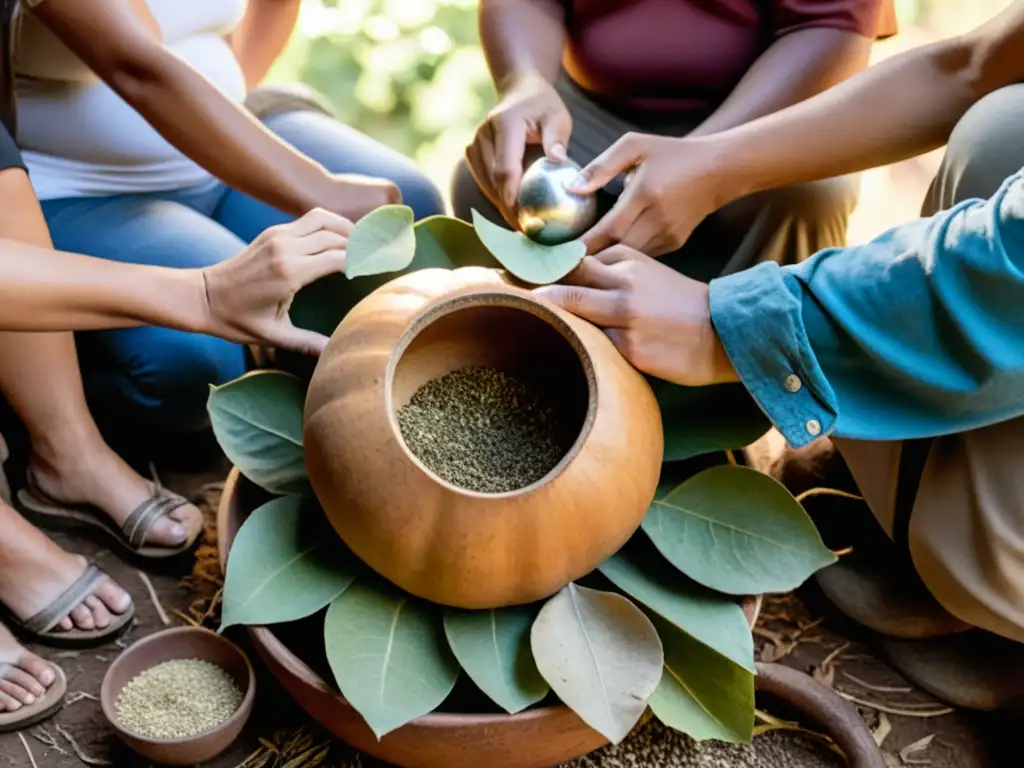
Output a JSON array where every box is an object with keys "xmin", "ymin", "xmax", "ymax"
[
  {"xmin": 116, "ymin": 658, "xmax": 243, "ymax": 740},
  {"xmin": 397, "ymin": 365, "xmax": 573, "ymax": 493}
]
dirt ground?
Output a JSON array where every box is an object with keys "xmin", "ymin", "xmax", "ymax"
[{"xmin": 0, "ymin": 437, "xmax": 1010, "ymax": 768}]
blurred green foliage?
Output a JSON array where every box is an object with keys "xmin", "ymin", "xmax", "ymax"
[{"xmin": 267, "ymin": 0, "xmax": 495, "ymax": 198}]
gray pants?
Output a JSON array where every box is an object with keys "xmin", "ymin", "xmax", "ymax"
[{"xmin": 452, "ymin": 76, "xmax": 860, "ymax": 280}]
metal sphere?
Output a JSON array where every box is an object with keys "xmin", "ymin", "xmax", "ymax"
[{"xmin": 516, "ymin": 157, "xmax": 598, "ymax": 246}]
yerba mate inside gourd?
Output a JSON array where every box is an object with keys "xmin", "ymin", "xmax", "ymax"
[{"xmin": 391, "ymin": 300, "xmax": 592, "ymax": 494}]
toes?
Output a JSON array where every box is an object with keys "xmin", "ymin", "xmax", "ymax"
[
  {"xmin": 3, "ymin": 665, "xmax": 46, "ymax": 698},
  {"xmin": 15, "ymin": 650, "xmax": 55, "ymax": 689},
  {"xmin": 94, "ymin": 579, "xmax": 132, "ymax": 616},
  {"xmin": 0, "ymin": 680, "xmax": 33, "ymax": 706},
  {"xmin": 59, "ymin": 616, "xmax": 73, "ymax": 631},
  {"xmin": 69, "ymin": 603, "xmax": 94, "ymax": 631},
  {"xmin": 148, "ymin": 516, "xmax": 187, "ymax": 546},
  {"xmin": 85, "ymin": 595, "xmax": 111, "ymax": 630},
  {"xmin": 0, "ymin": 690, "xmax": 22, "ymax": 712}
]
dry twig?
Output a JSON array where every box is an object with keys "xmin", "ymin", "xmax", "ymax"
[
  {"xmin": 56, "ymin": 724, "xmax": 113, "ymax": 766},
  {"xmin": 835, "ymin": 692, "xmax": 954, "ymax": 718},
  {"xmin": 872, "ymin": 712, "xmax": 892, "ymax": 748},
  {"xmin": 796, "ymin": 487, "xmax": 863, "ymax": 505},
  {"xmin": 65, "ymin": 691, "xmax": 98, "ymax": 706},
  {"xmin": 137, "ymin": 570, "xmax": 172, "ymax": 627},
  {"xmin": 18, "ymin": 732, "xmax": 39, "ymax": 768},
  {"xmin": 841, "ymin": 671, "xmax": 914, "ymax": 694}
]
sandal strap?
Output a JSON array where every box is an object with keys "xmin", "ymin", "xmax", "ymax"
[
  {"xmin": 23, "ymin": 565, "xmax": 107, "ymax": 636},
  {"xmin": 122, "ymin": 493, "xmax": 188, "ymax": 550}
]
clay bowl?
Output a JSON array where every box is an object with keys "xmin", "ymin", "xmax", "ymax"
[
  {"xmin": 218, "ymin": 468, "xmax": 764, "ymax": 768},
  {"xmin": 100, "ymin": 626, "xmax": 256, "ymax": 766}
]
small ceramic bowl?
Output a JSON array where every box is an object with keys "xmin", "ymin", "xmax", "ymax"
[{"xmin": 100, "ymin": 626, "xmax": 256, "ymax": 766}]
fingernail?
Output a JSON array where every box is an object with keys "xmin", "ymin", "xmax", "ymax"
[
  {"xmin": 40, "ymin": 669, "xmax": 54, "ymax": 686},
  {"xmin": 568, "ymin": 173, "xmax": 586, "ymax": 189},
  {"xmin": 551, "ymin": 143, "xmax": 567, "ymax": 161},
  {"xmin": 22, "ymin": 694, "xmax": 34, "ymax": 704},
  {"xmin": 169, "ymin": 523, "xmax": 186, "ymax": 540}
]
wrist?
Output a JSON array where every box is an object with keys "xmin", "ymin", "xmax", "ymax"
[
  {"xmin": 695, "ymin": 133, "xmax": 761, "ymax": 211},
  {"xmin": 496, "ymin": 69, "xmax": 553, "ymax": 98}
]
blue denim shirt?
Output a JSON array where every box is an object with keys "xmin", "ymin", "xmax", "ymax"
[{"xmin": 709, "ymin": 169, "xmax": 1024, "ymax": 449}]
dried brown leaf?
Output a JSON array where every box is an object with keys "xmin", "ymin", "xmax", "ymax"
[
  {"xmin": 900, "ymin": 734, "xmax": 935, "ymax": 764},
  {"xmin": 872, "ymin": 712, "xmax": 892, "ymax": 747}
]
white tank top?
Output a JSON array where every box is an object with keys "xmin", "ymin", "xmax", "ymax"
[{"xmin": 15, "ymin": 0, "xmax": 248, "ymax": 200}]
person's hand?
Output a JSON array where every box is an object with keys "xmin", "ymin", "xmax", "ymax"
[
  {"xmin": 466, "ymin": 73, "xmax": 572, "ymax": 224},
  {"xmin": 534, "ymin": 245, "xmax": 737, "ymax": 387},
  {"xmin": 565, "ymin": 133, "xmax": 727, "ymax": 257},
  {"xmin": 201, "ymin": 208, "xmax": 353, "ymax": 356},
  {"xmin": 316, "ymin": 172, "xmax": 402, "ymax": 222}
]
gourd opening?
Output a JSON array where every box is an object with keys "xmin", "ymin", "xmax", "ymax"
[{"xmin": 387, "ymin": 292, "xmax": 596, "ymax": 496}]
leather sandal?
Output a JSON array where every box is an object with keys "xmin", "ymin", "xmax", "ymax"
[
  {"xmin": 16, "ymin": 466, "xmax": 201, "ymax": 560},
  {"xmin": 0, "ymin": 564, "xmax": 133, "ymax": 648},
  {"xmin": 0, "ymin": 662, "xmax": 66, "ymax": 733}
]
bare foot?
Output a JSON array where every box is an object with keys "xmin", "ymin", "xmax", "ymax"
[
  {"xmin": 28, "ymin": 437, "xmax": 202, "ymax": 550},
  {"xmin": 0, "ymin": 622, "xmax": 56, "ymax": 711},
  {"xmin": 0, "ymin": 502, "xmax": 131, "ymax": 632}
]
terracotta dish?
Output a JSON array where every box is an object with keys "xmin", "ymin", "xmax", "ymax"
[{"xmin": 100, "ymin": 626, "xmax": 256, "ymax": 765}]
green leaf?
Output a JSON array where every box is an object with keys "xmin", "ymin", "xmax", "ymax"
[
  {"xmin": 414, "ymin": 215, "xmax": 500, "ymax": 269},
  {"xmin": 599, "ymin": 537, "xmax": 754, "ymax": 673},
  {"xmin": 648, "ymin": 613, "xmax": 754, "ymax": 743},
  {"xmin": 531, "ymin": 583, "xmax": 663, "ymax": 744},
  {"xmin": 345, "ymin": 204, "xmax": 417, "ymax": 278},
  {"xmin": 642, "ymin": 465, "xmax": 837, "ymax": 595},
  {"xmin": 208, "ymin": 371, "xmax": 309, "ymax": 495},
  {"xmin": 220, "ymin": 496, "xmax": 359, "ymax": 631},
  {"xmin": 443, "ymin": 605, "xmax": 548, "ymax": 715},
  {"xmin": 288, "ymin": 214, "xmax": 498, "ymax": 342},
  {"xmin": 472, "ymin": 209, "xmax": 585, "ymax": 285},
  {"xmin": 325, "ymin": 577, "xmax": 460, "ymax": 739},
  {"xmin": 651, "ymin": 379, "xmax": 770, "ymax": 462}
]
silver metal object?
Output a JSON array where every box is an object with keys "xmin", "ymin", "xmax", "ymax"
[{"xmin": 516, "ymin": 158, "xmax": 598, "ymax": 246}]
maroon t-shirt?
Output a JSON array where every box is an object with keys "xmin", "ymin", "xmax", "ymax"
[{"xmin": 562, "ymin": 0, "xmax": 896, "ymax": 113}]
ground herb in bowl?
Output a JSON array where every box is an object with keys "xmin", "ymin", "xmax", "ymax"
[
  {"xmin": 397, "ymin": 365, "xmax": 573, "ymax": 493},
  {"xmin": 116, "ymin": 658, "xmax": 244, "ymax": 740}
]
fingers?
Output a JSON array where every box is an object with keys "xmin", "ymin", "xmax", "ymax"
[
  {"xmin": 541, "ymin": 110, "xmax": 572, "ymax": 163},
  {"xmin": 290, "ymin": 248, "xmax": 348, "ymax": 287},
  {"xmin": 493, "ymin": 118, "xmax": 528, "ymax": 212},
  {"xmin": 294, "ymin": 229, "xmax": 348, "ymax": 255},
  {"xmin": 560, "ymin": 256, "xmax": 622, "ymax": 289},
  {"xmin": 269, "ymin": 322, "xmax": 331, "ymax": 357},
  {"xmin": 580, "ymin": 183, "xmax": 645, "ymax": 254},
  {"xmin": 533, "ymin": 284, "xmax": 624, "ymax": 327},
  {"xmin": 280, "ymin": 208, "xmax": 354, "ymax": 238},
  {"xmin": 565, "ymin": 133, "xmax": 643, "ymax": 195}
]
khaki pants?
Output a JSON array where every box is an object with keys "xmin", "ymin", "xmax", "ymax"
[
  {"xmin": 451, "ymin": 75, "xmax": 860, "ymax": 281},
  {"xmin": 836, "ymin": 84, "xmax": 1024, "ymax": 644}
]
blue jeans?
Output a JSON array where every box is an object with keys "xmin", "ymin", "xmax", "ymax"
[{"xmin": 41, "ymin": 110, "xmax": 445, "ymax": 433}]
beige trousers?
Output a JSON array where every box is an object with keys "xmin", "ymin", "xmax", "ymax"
[{"xmin": 835, "ymin": 84, "xmax": 1024, "ymax": 644}]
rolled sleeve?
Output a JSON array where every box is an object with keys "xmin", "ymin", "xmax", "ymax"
[
  {"xmin": 773, "ymin": 0, "xmax": 893, "ymax": 40},
  {"xmin": 709, "ymin": 262, "xmax": 838, "ymax": 448}
]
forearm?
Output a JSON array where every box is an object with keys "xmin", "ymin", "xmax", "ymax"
[
  {"xmin": 709, "ymin": 170, "xmax": 1024, "ymax": 448},
  {"xmin": 689, "ymin": 28, "xmax": 871, "ymax": 138},
  {"xmin": 703, "ymin": 3, "xmax": 1024, "ymax": 201},
  {"xmin": 0, "ymin": 240, "xmax": 211, "ymax": 334},
  {"xmin": 35, "ymin": 0, "xmax": 330, "ymax": 218},
  {"xmin": 231, "ymin": 0, "xmax": 301, "ymax": 89},
  {"xmin": 480, "ymin": 0, "xmax": 567, "ymax": 93}
]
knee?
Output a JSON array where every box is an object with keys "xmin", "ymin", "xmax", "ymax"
[
  {"xmin": 125, "ymin": 331, "xmax": 246, "ymax": 431},
  {"xmin": 940, "ymin": 85, "xmax": 1024, "ymax": 204},
  {"xmin": 758, "ymin": 176, "xmax": 860, "ymax": 226}
]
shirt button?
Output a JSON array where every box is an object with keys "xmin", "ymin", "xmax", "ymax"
[
  {"xmin": 805, "ymin": 419, "xmax": 822, "ymax": 437},
  {"xmin": 784, "ymin": 374, "xmax": 802, "ymax": 393}
]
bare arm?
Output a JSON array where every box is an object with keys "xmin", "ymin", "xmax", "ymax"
[
  {"xmin": 689, "ymin": 28, "xmax": 872, "ymax": 138},
  {"xmin": 479, "ymin": 0, "xmax": 567, "ymax": 93},
  {"xmin": 704, "ymin": 2, "xmax": 1024, "ymax": 202},
  {"xmin": 230, "ymin": 0, "xmax": 302, "ymax": 89},
  {"xmin": 33, "ymin": 0, "xmax": 395, "ymax": 220}
]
